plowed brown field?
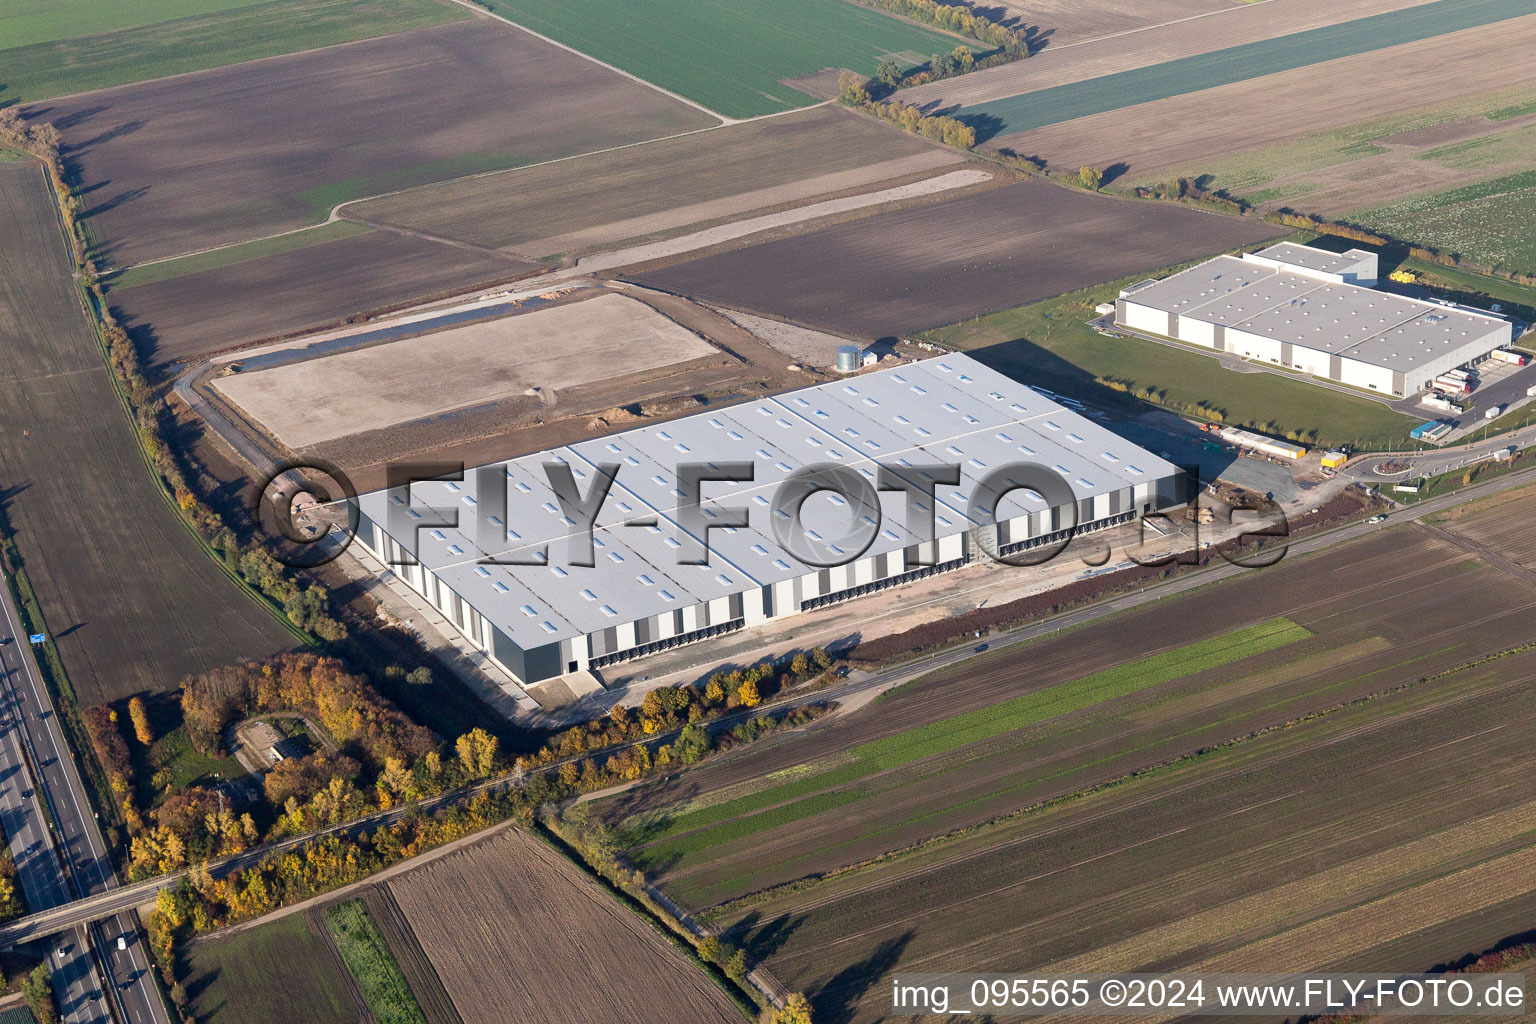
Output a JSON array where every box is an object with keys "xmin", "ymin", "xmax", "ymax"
[
  {"xmin": 42, "ymin": 18, "xmax": 713, "ymax": 266},
  {"xmin": 389, "ymin": 828, "xmax": 740, "ymax": 1024},
  {"xmin": 632, "ymin": 179, "xmax": 1280, "ymax": 339},
  {"xmin": 597, "ymin": 525, "xmax": 1536, "ymax": 1023}
]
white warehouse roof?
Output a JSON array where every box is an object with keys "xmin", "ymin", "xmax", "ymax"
[
  {"xmin": 358, "ymin": 356, "xmax": 1177, "ymax": 651},
  {"xmin": 1121, "ymin": 251, "xmax": 1509, "ymax": 375}
]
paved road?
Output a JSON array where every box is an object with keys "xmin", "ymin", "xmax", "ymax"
[
  {"xmin": 6, "ymin": 457, "xmax": 1536, "ymax": 948},
  {"xmin": 0, "ymin": 608, "xmax": 111, "ymax": 1022},
  {"xmin": 0, "ymin": 579, "xmax": 170, "ymax": 1024},
  {"xmin": 1349, "ymin": 418, "xmax": 1536, "ymax": 482}
]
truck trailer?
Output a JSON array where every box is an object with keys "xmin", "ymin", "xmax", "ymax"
[{"xmin": 1432, "ymin": 375, "xmax": 1471, "ymax": 394}]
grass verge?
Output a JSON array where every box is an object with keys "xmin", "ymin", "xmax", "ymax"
[{"xmin": 323, "ymin": 900, "xmax": 427, "ymax": 1024}]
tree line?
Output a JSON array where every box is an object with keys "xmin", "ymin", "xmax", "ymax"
[{"xmin": 839, "ymin": 73, "xmax": 977, "ymax": 149}]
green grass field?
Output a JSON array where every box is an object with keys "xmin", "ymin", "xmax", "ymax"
[
  {"xmin": 1352, "ymin": 171, "xmax": 1536, "ymax": 277},
  {"xmin": 187, "ymin": 914, "xmax": 359, "ymax": 1024},
  {"xmin": 478, "ymin": 0, "xmax": 960, "ymax": 118},
  {"xmin": 324, "ymin": 901, "xmax": 427, "ymax": 1024},
  {"xmin": 919, "ymin": 263, "xmax": 1420, "ymax": 451},
  {"xmin": 0, "ymin": 0, "xmax": 468, "ymax": 102},
  {"xmin": 624, "ymin": 618, "xmax": 1312, "ymax": 862},
  {"xmin": 961, "ymin": 0, "xmax": 1536, "ymax": 138},
  {"xmin": 0, "ymin": 0, "xmax": 260, "ymax": 47}
]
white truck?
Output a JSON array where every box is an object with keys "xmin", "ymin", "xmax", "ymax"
[{"xmin": 1485, "ymin": 404, "xmax": 1504, "ymax": 420}]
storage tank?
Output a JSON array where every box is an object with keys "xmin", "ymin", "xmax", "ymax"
[{"xmin": 836, "ymin": 345, "xmax": 861, "ymax": 372}]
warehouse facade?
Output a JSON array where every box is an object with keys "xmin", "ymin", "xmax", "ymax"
[
  {"xmin": 1117, "ymin": 242, "xmax": 1512, "ymax": 397},
  {"xmin": 353, "ymin": 356, "xmax": 1184, "ymax": 685}
]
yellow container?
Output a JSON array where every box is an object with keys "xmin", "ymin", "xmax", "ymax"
[{"xmin": 1320, "ymin": 451, "xmax": 1348, "ymax": 469}]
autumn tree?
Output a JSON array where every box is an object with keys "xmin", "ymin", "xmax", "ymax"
[
  {"xmin": 738, "ymin": 678, "xmax": 761, "ymax": 708},
  {"xmin": 771, "ymin": 993, "xmax": 815, "ymax": 1024},
  {"xmin": 1078, "ymin": 165, "xmax": 1104, "ymax": 190},
  {"xmin": 456, "ymin": 727, "xmax": 499, "ymax": 779},
  {"xmin": 375, "ymin": 756, "xmax": 417, "ymax": 808},
  {"xmin": 837, "ymin": 70, "xmax": 871, "ymax": 106},
  {"xmin": 128, "ymin": 696, "xmax": 153, "ymax": 746},
  {"xmin": 875, "ymin": 58, "xmax": 903, "ymax": 89},
  {"xmin": 263, "ymin": 752, "xmax": 361, "ymax": 808}
]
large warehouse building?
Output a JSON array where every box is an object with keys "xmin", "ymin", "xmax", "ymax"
[
  {"xmin": 353, "ymin": 356, "xmax": 1183, "ymax": 685},
  {"xmin": 1116, "ymin": 242, "xmax": 1512, "ymax": 397}
]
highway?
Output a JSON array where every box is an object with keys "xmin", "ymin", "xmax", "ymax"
[{"xmin": 0, "ymin": 578, "xmax": 170, "ymax": 1024}]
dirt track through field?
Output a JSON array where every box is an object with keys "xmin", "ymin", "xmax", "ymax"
[
  {"xmin": 504, "ymin": 151, "xmax": 963, "ymax": 258},
  {"xmin": 348, "ymin": 105, "xmax": 968, "ymax": 255},
  {"xmin": 980, "ymin": 0, "xmax": 1233, "ymax": 50}
]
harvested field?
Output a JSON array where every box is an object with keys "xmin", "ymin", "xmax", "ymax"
[
  {"xmin": 902, "ymin": 0, "xmax": 1432, "ymax": 113},
  {"xmin": 388, "ymin": 828, "xmax": 741, "ymax": 1024},
  {"xmin": 213, "ymin": 293, "xmax": 718, "ymax": 447},
  {"xmin": 347, "ymin": 105, "xmax": 966, "ymax": 257},
  {"xmin": 1352, "ymin": 171, "xmax": 1536, "ymax": 277},
  {"xmin": 109, "ymin": 230, "xmax": 536, "ymax": 368},
  {"xmin": 0, "ymin": 0, "xmax": 470, "ymax": 103},
  {"xmin": 40, "ymin": 17, "xmax": 715, "ymax": 266},
  {"xmin": 186, "ymin": 912, "xmax": 361, "ymax": 1024},
  {"xmin": 1130, "ymin": 83, "xmax": 1536, "ymax": 213},
  {"xmin": 631, "ymin": 179, "xmax": 1280, "ymax": 340},
  {"xmin": 0, "ymin": 160, "xmax": 291, "ymax": 703},
  {"xmin": 477, "ymin": 0, "xmax": 957, "ymax": 118},
  {"xmin": 984, "ymin": 14, "xmax": 1536, "ymax": 183},
  {"xmin": 595, "ymin": 526, "xmax": 1536, "ymax": 1022},
  {"xmin": 958, "ymin": 0, "xmax": 1536, "ymax": 140},
  {"xmin": 1431, "ymin": 483, "xmax": 1536, "ymax": 570}
]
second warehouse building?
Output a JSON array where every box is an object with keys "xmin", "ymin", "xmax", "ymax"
[{"xmin": 1117, "ymin": 242, "xmax": 1512, "ymax": 397}]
